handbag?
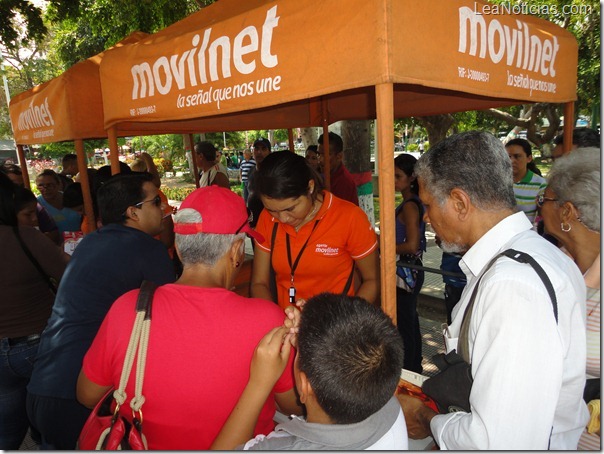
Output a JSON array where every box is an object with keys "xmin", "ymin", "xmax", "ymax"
[
  {"xmin": 396, "ymin": 254, "xmax": 422, "ymax": 292},
  {"xmin": 78, "ymin": 280, "xmax": 157, "ymax": 450},
  {"xmin": 422, "ymin": 249, "xmax": 558, "ymax": 414}
]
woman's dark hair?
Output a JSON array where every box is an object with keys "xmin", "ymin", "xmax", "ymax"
[
  {"xmin": 505, "ymin": 138, "xmax": 542, "ymax": 176},
  {"xmin": 36, "ymin": 168, "xmax": 61, "ymax": 185},
  {"xmin": 394, "ymin": 153, "xmax": 419, "ymax": 195},
  {"xmin": 0, "ymin": 171, "xmax": 18, "ymax": 226},
  {"xmin": 252, "ymin": 151, "xmax": 324, "ymax": 200},
  {"xmin": 63, "ymin": 182, "xmax": 84, "ymax": 208},
  {"xmin": 14, "ymin": 186, "xmax": 37, "ymax": 213}
]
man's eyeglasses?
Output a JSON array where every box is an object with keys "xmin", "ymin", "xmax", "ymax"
[
  {"xmin": 536, "ymin": 194, "xmax": 558, "ymax": 208},
  {"xmin": 134, "ymin": 195, "xmax": 162, "ymax": 209}
]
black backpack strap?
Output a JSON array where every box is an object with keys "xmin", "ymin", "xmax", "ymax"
[
  {"xmin": 341, "ymin": 265, "xmax": 355, "ymax": 295},
  {"xmin": 458, "ymin": 248, "xmax": 559, "ymax": 363},
  {"xmin": 268, "ymin": 222, "xmax": 279, "ymax": 303},
  {"xmin": 501, "ymin": 249, "xmax": 558, "ymax": 323}
]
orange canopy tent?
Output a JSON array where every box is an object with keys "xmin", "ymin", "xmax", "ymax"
[
  {"xmin": 97, "ymin": 0, "xmax": 578, "ymax": 320},
  {"xmin": 8, "ymin": 32, "xmax": 148, "ymax": 231}
]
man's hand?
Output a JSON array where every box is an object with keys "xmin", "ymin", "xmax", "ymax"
[
  {"xmin": 249, "ymin": 326, "xmax": 292, "ymax": 391},
  {"xmin": 396, "ymin": 393, "xmax": 437, "ymax": 440}
]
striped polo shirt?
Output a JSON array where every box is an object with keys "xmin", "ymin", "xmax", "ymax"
[
  {"xmin": 513, "ymin": 170, "xmax": 547, "ymax": 225},
  {"xmin": 240, "ymin": 159, "xmax": 256, "ymax": 182}
]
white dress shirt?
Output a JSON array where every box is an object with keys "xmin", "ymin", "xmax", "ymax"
[{"xmin": 431, "ymin": 212, "xmax": 589, "ymax": 450}]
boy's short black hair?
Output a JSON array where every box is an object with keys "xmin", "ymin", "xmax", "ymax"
[{"xmin": 297, "ymin": 293, "xmax": 404, "ymax": 424}]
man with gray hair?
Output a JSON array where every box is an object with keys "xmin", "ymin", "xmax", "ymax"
[{"xmin": 398, "ymin": 131, "xmax": 588, "ymax": 449}]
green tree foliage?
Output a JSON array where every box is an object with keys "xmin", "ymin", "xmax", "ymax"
[
  {"xmin": 46, "ymin": 0, "xmax": 207, "ymax": 66},
  {"xmin": 0, "ymin": 0, "xmax": 46, "ymax": 50}
]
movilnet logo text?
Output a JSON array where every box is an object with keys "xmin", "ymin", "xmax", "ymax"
[
  {"xmin": 458, "ymin": 6, "xmax": 559, "ymax": 77},
  {"xmin": 17, "ymin": 97, "xmax": 55, "ymax": 132},
  {"xmin": 315, "ymin": 243, "xmax": 339, "ymax": 256},
  {"xmin": 130, "ymin": 6, "xmax": 280, "ymax": 101}
]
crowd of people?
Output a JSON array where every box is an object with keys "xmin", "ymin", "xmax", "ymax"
[{"xmin": 0, "ymin": 127, "xmax": 599, "ymax": 450}]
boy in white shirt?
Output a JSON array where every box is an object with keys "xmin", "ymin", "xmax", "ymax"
[{"xmin": 212, "ymin": 292, "xmax": 408, "ymax": 450}]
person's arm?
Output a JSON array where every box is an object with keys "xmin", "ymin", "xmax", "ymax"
[
  {"xmin": 211, "ymin": 327, "xmax": 293, "ymax": 450},
  {"xmin": 396, "ymin": 393, "xmax": 437, "ymax": 439},
  {"xmin": 76, "ymin": 370, "xmax": 112, "ymax": 409},
  {"xmin": 354, "ymin": 250, "xmax": 380, "ymax": 305},
  {"xmin": 250, "ymin": 246, "xmax": 274, "ymax": 302},
  {"xmin": 396, "ymin": 201, "xmax": 421, "ymax": 256},
  {"xmin": 139, "ymin": 152, "xmax": 162, "ymax": 188},
  {"xmin": 211, "ymin": 171, "xmax": 231, "ymax": 190}
]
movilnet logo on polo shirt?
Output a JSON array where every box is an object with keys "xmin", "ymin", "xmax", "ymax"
[{"xmin": 315, "ymin": 243, "xmax": 339, "ymax": 256}]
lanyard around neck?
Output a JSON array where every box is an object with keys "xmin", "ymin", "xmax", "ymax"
[{"xmin": 286, "ymin": 220, "xmax": 320, "ymax": 284}]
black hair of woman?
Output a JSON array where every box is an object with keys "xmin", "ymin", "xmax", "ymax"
[
  {"xmin": 0, "ymin": 171, "xmax": 18, "ymax": 226},
  {"xmin": 253, "ymin": 151, "xmax": 325, "ymax": 202},
  {"xmin": 394, "ymin": 153, "xmax": 419, "ymax": 195}
]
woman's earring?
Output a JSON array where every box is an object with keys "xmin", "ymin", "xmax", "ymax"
[
  {"xmin": 235, "ymin": 261, "xmax": 241, "ymax": 268},
  {"xmin": 561, "ymin": 222, "xmax": 571, "ymax": 232}
]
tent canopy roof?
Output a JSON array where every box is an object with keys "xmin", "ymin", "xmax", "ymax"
[
  {"xmin": 9, "ymin": 31, "xmax": 149, "ymax": 145},
  {"xmin": 98, "ymin": 0, "xmax": 577, "ymax": 134}
]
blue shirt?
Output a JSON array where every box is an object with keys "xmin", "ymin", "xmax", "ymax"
[
  {"xmin": 37, "ymin": 196, "xmax": 82, "ymax": 235},
  {"xmin": 28, "ymin": 223, "xmax": 175, "ymax": 399}
]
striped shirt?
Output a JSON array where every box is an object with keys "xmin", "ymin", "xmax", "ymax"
[
  {"xmin": 578, "ymin": 286, "xmax": 600, "ymax": 451},
  {"xmin": 240, "ymin": 159, "xmax": 256, "ymax": 182},
  {"xmin": 513, "ymin": 170, "xmax": 546, "ymax": 225}
]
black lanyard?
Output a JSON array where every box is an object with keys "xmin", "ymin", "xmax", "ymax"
[{"xmin": 285, "ymin": 220, "xmax": 320, "ymax": 305}]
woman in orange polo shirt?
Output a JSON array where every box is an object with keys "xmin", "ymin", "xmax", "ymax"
[{"xmin": 250, "ymin": 151, "xmax": 379, "ymax": 310}]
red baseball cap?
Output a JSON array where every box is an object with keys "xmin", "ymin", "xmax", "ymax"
[{"xmin": 173, "ymin": 186, "xmax": 264, "ymax": 242}]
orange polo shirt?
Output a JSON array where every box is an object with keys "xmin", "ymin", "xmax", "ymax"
[{"xmin": 255, "ymin": 191, "xmax": 377, "ymax": 310}]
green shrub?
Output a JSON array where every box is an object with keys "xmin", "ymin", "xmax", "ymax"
[{"xmin": 160, "ymin": 186, "xmax": 196, "ymax": 201}]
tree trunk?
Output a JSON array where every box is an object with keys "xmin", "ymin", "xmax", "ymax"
[
  {"xmin": 417, "ymin": 114, "xmax": 455, "ymax": 148},
  {"xmin": 299, "ymin": 127, "xmax": 318, "ymax": 150},
  {"xmin": 341, "ymin": 120, "xmax": 374, "ymax": 226}
]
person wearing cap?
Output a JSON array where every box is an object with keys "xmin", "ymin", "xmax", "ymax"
[
  {"xmin": 250, "ymin": 151, "xmax": 380, "ymax": 310},
  {"xmin": 76, "ymin": 186, "xmax": 301, "ymax": 450},
  {"xmin": 246, "ymin": 138, "xmax": 272, "ymax": 227},
  {"xmin": 194, "ymin": 141, "xmax": 230, "ymax": 189}
]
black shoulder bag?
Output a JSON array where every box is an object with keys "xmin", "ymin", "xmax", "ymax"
[{"xmin": 422, "ymin": 249, "xmax": 558, "ymax": 414}]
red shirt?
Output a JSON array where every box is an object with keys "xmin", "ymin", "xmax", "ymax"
[
  {"xmin": 83, "ymin": 284, "xmax": 294, "ymax": 450},
  {"xmin": 256, "ymin": 191, "xmax": 377, "ymax": 310},
  {"xmin": 330, "ymin": 164, "xmax": 359, "ymax": 205}
]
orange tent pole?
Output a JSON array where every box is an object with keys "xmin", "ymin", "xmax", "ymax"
[
  {"xmin": 74, "ymin": 139, "xmax": 96, "ymax": 232},
  {"xmin": 287, "ymin": 129, "xmax": 295, "ymax": 152},
  {"xmin": 563, "ymin": 102, "xmax": 574, "ymax": 153},
  {"xmin": 321, "ymin": 99, "xmax": 331, "ymax": 190},
  {"xmin": 108, "ymin": 127, "xmax": 120, "ymax": 175},
  {"xmin": 16, "ymin": 145, "xmax": 31, "ymax": 190},
  {"xmin": 376, "ymin": 82, "xmax": 396, "ymax": 322}
]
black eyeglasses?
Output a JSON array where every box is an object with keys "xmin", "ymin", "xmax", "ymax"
[
  {"xmin": 536, "ymin": 194, "xmax": 558, "ymax": 208},
  {"xmin": 134, "ymin": 195, "xmax": 162, "ymax": 209},
  {"xmin": 235, "ymin": 209, "xmax": 254, "ymax": 234}
]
